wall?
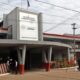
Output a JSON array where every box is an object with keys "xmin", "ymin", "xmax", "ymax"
[{"xmin": 3, "ymin": 8, "xmax": 18, "ymax": 39}]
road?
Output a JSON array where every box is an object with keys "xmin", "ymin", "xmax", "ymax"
[{"xmin": 0, "ymin": 68, "xmax": 80, "ymax": 80}]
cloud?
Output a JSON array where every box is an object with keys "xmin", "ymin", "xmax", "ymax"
[{"xmin": 0, "ymin": 0, "xmax": 80, "ymax": 34}]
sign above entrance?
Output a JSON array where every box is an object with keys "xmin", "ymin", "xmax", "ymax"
[{"xmin": 19, "ymin": 12, "xmax": 38, "ymax": 41}]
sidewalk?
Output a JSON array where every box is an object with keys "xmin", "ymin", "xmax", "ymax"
[{"xmin": 0, "ymin": 68, "xmax": 80, "ymax": 80}]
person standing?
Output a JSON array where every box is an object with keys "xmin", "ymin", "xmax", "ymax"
[
  {"xmin": 7, "ymin": 58, "xmax": 10, "ymax": 72},
  {"xmin": 14, "ymin": 60, "xmax": 18, "ymax": 74}
]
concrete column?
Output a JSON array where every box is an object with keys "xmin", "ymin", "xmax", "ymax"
[
  {"xmin": 17, "ymin": 49, "xmax": 22, "ymax": 64},
  {"xmin": 22, "ymin": 45, "xmax": 26, "ymax": 65},
  {"xmin": 68, "ymin": 48, "xmax": 71, "ymax": 62},
  {"xmin": 46, "ymin": 46, "xmax": 52, "ymax": 71},
  {"xmin": 48, "ymin": 46, "xmax": 52, "ymax": 63},
  {"xmin": 17, "ymin": 45, "xmax": 26, "ymax": 74},
  {"xmin": 42, "ymin": 50, "xmax": 47, "ymax": 63},
  {"xmin": 42, "ymin": 50, "xmax": 47, "ymax": 69}
]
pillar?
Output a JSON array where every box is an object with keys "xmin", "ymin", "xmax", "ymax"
[
  {"xmin": 46, "ymin": 46, "xmax": 52, "ymax": 71},
  {"xmin": 42, "ymin": 50, "xmax": 47, "ymax": 69},
  {"xmin": 48, "ymin": 46, "xmax": 52, "ymax": 62},
  {"xmin": 42, "ymin": 50, "xmax": 47, "ymax": 63},
  {"xmin": 68, "ymin": 48, "xmax": 71, "ymax": 62},
  {"xmin": 17, "ymin": 45, "xmax": 26, "ymax": 74}
]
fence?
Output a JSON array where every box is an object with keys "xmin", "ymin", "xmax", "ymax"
[{"xmin": 0, "ymin": 63, "xmax": 8, "ymax": 74}]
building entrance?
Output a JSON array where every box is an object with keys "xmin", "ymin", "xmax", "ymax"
[{"xmin": 25, "ymin": 48, "xmax": 43, "ymax": 71}]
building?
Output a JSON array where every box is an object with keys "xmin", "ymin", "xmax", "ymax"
[
  {"xmin": 0, "ymin": 7, "xmax": 79, "ymax": 75},
  {"xmin": 43, "ymin": 33, "xmax": 80, "ymax": 60}
]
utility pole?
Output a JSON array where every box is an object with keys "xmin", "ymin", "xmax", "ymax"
[{"xmin": 71, "ymin": 23, "xmax": 77, "ymax": 56}]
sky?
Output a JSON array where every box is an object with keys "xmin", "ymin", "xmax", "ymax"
[{"xmin": 0, "ymin": 0, "xmax": 80, "ymax": 34}]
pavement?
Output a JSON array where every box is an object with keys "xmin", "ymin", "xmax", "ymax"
[{"xmin": 0, "ymin": 67, "xmax": 80, "ymax": 80}]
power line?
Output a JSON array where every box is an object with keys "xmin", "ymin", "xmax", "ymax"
[
  {"xmin": 0, "ymin": 1, "xmax": 13, "ymax": 7},
  {"xmin": 31, "ymin": 3, "xmax": 80, "ymax": 20},
  {"xmin": 29, "ymin": 7, "xmax": 80, "ymax": 21},
  {"xmin": 1, "ymin": 1, "xmax": 80, "ymax": 31},
  {"xmin": 0, "ymin": 9, "xmax": 79, "ymax": 30},
  {"xmin": 2, "ymin": 18, "xmax": 71, "ymax": 25},
  {"xmin": 0, "ymin": 1, "xmax": 66, "ymax": 19},
  {"xmin": 0, "ymin": 1, "xmax": 80, "ymax": 20},
  {"xmin": 0, "ymin": 1, "xmax": 68, "ymax": 19},
  {"xmin": 44, "ymin": 13, "xmax": 80, "ymax": 32},
  {"xmin": 0, "ymin": 6, "xmax": 11, "ymax": 11},
  {"xmin": 0, "ymin": 1, "xmax": 22, "ymax": 9},
  {"xmin": 32, "ymin": 7, "xmax": 67, "ymax": 19},
  {"xmin": 0, "ymin": 1, "xmax": 30, "ymax": 8},
  {"xmin": 0, "ymin": 0, "xmax": 80, "ymax": 15},
  {"xmin": 0, "ymin": 1, "xmax": 77, "ymax": 19},
  {"xmin": 75, "ymin": 24, "xmax": 80, "ymax": 29},
  {"xmin": 32, "ymin": 7, "xmax": 80, "ymax": 21},
  {"xmin": 35, "ymin": 0, "xmax": 80, "ymax": 13}
]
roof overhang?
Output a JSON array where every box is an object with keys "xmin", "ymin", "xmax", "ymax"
[
  {"xmin": 43, "ymin": 33, "xmax": 80, "ymax": 41},
  {"xmin": 0, "ymin": 39, "xmax": 72, "ymax": 48}
]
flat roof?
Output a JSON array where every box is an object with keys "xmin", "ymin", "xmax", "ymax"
[{"xmin": 0, "ymin": 39, "xmax": 71, "ymax": 48}]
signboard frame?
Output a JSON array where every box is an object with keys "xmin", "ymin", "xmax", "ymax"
[{"xmin": 16, "ymin": 8, "xmax": 43, "ymax": 41}]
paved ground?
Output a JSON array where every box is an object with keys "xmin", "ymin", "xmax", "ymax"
[{"xmin": 0, "ymin": 68, "xmax": 80, "ymax": 80}]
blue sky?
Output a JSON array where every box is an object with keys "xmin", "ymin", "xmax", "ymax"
[{"xmin": 0, "ymin": 0, "xmax": 80, "ymax": 34}]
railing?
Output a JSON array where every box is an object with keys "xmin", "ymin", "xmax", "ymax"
[{"xmin": 0, "ymin": 63, "xmax": 8, "ymax": 74}]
